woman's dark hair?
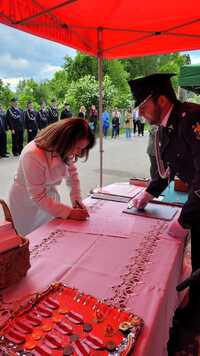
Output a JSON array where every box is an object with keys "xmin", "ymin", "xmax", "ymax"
[{"xmin": 35, "ymin": 118, "xmax": 95, "ymax": 164}]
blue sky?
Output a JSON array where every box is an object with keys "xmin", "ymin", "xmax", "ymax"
[{"xmin": 0, "ymin": 23, "xmax": 200, "ymax": 91}]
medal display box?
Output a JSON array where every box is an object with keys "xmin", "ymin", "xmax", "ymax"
[{"xmin": 0, "ymin": 283, "xmax": 143, "ymax": 356}]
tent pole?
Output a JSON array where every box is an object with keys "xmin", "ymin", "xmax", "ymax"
[{"xmin": 97, "ymin": 29, "xmax": 103, "ymax": 188}]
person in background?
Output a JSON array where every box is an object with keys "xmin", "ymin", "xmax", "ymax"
[
  {"xmin": 111, "ymin": 110, "xmax": 120, "ymax": 139},
  {"xmin": 48, "ymin": 98, "xmax": 59, "ymax": 124},
  {"xmin": 139, "ymin": 115, "xmax": 145, "ymax": 136},
  {"xmin": 132, "ymin": 108, "xmax": 140, "ymax": 136},
  {"xmin": 112, "ymin": 108, "xmax": 121, "ymax": 136},
  {"xmin": 0, "ymin": 104, "xmax": 9, "ymax": 158},
  {"xmin": 24, "ymin": 100, "xmax": 38, "ymax": 142},
  {"xmin": 129, "ymin": 73, "xmax": 200, "ymax": 316},
  {"xmin": 102, "ymin": 109, "xmax": 110, "ymax": 138},
  {"xmin": 78, "ymin": 105, "xmax": 87, "ymax": 119},
  {"xmin": 146, "ymin": 125, "xmax": 158, "ymax": 180},
  {"xmin": 60, "ymin": 103, "xmax": 73, "ymax": 119},
  {"xmin": 6, "ymin": 97, "xmax": 24, "ymax": 156},
  {"xmin": 124, "ymin": 107, "xmax": 132, "ymax": 139},
  {"xmin": 37, "ymin": 101, "xmax": 49, "ymax": 130},
  {"xmin": 89, "ymin": 104, "xmax": 98, "ymax": 134},
  {"xmin": 9, "ymin": 118, "xmax": 95, "ymax": 236}
]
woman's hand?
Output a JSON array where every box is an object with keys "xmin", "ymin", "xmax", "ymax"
[
  {"xmin": 68, "ymin": 207, "xmax": 89, "ymax": 220},
  {"xmin": 73, "ymin": 200, "xmax": 87, "ymax": 210}
]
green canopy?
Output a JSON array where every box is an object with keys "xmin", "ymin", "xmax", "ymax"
[{"xmin": 179, "ymin": 64, "xmax": 200, "ymax": 94}]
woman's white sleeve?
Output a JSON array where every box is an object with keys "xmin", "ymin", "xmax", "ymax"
[
  {"xmin": 21, "ymin": 153, "xmax": 72, "ymax": 218},
  {"xmin": 68, "ymin": 162, "xmax": 81, "ymax": 205}
]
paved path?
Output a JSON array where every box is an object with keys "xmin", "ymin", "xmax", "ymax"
[{"xmin": 0, "ymin": 133, "xmax": 150, "ymax": 218}]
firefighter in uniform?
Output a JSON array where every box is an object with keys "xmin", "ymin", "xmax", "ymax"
[
  {"xmin": 48, "ymin": 98, "xmax": 59, "ymax": 124},
  {"xmin": 0, "ymin": 104, "xmax": 9, "ymax": 157},
  {"xmin": 6, "ymin": 97, "xmax": 24, "ymax": 156},
  {"xmin": 37, "ymin": 101, "xmax": 49, "ymax": 130},
  {"xmin": 24, "ymin": 100, "xmax": 38, "ymax": 142},
  {"xmin": 60, "ymin": 103, "xmax": 73, "ymax": 119},
  {"xmin": 129, "ymin": 73, "xmax": 200, "ymax": 313}
]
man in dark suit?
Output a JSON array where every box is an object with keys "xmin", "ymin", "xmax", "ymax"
[
  {"xmin": 6, "ymin": 97, "xmax": 24, "ymax": 156},
  {"xmin": 0, "ymin": 104, "xmax": 9, "ymax": 158},
  {"xmin": 60, "ymin": 103, "xmax": 72, "ymax": 119},
  {"xmin": 24, "ymin": 100, "xmax": 38, "ymax": 142},
  {"xmin": 129, "ymin": 73, "xmax": 200, "ymax": 313},
  {"xmin": 37, "ymin": 101, "xmax": 49, "ymax": 130},
  {"xmin": 48, "ymin": 98, "xmax": 59, "ymax": 124}
]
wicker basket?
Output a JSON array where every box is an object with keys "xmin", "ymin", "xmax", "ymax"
[{"xmin": 0, "ymin": 199, "xmax": 30, "ymax": 289}]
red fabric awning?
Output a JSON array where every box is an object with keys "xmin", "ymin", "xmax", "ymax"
[{"xmin": 0, "ymin": 0, "xmax": 200, "ymax": 59}]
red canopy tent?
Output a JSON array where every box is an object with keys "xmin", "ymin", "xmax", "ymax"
[{"xmin": 0, "ymin": 0, "xmax": 200, "ymax": 185}]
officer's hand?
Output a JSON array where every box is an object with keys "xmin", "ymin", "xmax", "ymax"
[
  {"xmin": 130, "ymin": 191, "xmax": 154, "ymax": 210},
  {"xmin": 68, "ymin": 208, "xmax": 89, "ymax": 220},
  {"xmin": 167, "ymin": 220, "xmax": 189, "ymax": 238},
  {"xmin": 12, "ymin": 130, "xmax": 15, "ymax": 134}
]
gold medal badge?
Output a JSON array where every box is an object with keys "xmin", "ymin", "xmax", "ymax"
[{"xmin": 192, "ymin": 122, "xmax": 200, "ymax": 140}]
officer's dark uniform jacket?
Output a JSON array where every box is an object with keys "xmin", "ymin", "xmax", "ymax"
[
  {"xmin": 60, "ymin": 109, "xmax": 72, "ymax": 119},
  {"xmin": 0, "ymin": 109, "xmax": 8, "ymax": 156},
  {"xmin": 146, "ymin": 101, "xmax": 200, "ymax": 229},
  {"xmin": 0, "ymin": 109, "xmax": 7, "ymax": 133},
  {"xmin": 48, "ymin": 107, "xmax": 59, "ymax": 124},
  {"xmin": 6, "ymin": 107, "xmax": 24, "ymax": 131},
  {"xmin": 37, "ymin": 109, "xmax": 49, "ymax": 129},
  {"xmin": 24, "ymin": 109, "xmax": 38, "ymax": 131}
]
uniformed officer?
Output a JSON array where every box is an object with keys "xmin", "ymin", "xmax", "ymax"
[
  {"xmin": 6, "ymin": 97, "xmax": 24, "ymax": 156},
  {"xmin": 60, "ymin": 103, "xmax": 72, "ymax": 119},
  {"xmin": 48, "ymin": 98, "xmax": 59, "ymax": 124},
  {"xmin": 24, "ymin": 100, "xmax": 38, "ymax": 142},
  {"xmin": 37, "ymin": 101, "xmax": 49, "ymax": 130},
  {"xmin": 129, "ymin": 73, "xmax": 200, "ymax": 311},
  {"xmin": 0, "ymin": 104, "xmax": 9, "ymax": 158}
]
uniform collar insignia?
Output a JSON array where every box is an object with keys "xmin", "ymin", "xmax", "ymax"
[{"xmin": 167, "ymin": 124, "xmax": 174, "ymax": 133}]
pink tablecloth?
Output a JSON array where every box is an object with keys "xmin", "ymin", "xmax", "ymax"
[{"xmin": 0, "ymin": 183, "xmax": 188, "ymax": 356}]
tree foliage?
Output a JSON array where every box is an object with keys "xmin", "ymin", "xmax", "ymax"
[
  {"xmin": 0, "ymin": 80, "xmax": 13, "ymax": 108},
  {"xmin": 0, "ymin": 51, "xmax": 192, "ymax": 111},
  {"xmin": 64, "ymin": 74, "xmax": 118, "ymax": 113}
]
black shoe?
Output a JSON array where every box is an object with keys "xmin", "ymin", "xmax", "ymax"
[{"xmin": 1, "ymin": 153, "xmax": 9, "ymax": 158}]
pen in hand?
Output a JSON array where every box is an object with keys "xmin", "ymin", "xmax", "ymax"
[
  {"xmin": 75, "ymin": 200, "xmax": 89, "ymax": 217},
  {"xmin": 75, "ymin": 200, "xmax": 83, "ymax": 209}
]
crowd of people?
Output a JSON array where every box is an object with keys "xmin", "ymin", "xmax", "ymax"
[
  {"xmin": 0, "ymin": 98, "xmax": 146, "ymax": 158},
  {"xmin": 0, "ymin": 98, "xmax": 99, "ymax": 158},
  {"xmin": 102, "ymin": 107, "xmax": 146, "ymax": 139}
]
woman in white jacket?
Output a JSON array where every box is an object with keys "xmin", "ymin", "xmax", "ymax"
[{"xmin": 9, "ymin": 118, "xmax": 95, "ymax": 235}]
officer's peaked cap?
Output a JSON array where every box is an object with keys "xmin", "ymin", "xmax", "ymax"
[
  {"xmin": 129, "ymin": 73, "xmax": 176, "ymax": 108},
  {"xmin": 11, "ymin": 97, "xmax": 18, "ymax": 102}
]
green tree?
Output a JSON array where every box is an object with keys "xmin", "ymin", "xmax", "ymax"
[
  {"xmin": 123, "ymin": 53, "xmax": 190, "ymax": 82},
  {"xmin": 16, "ymin": 79, "xmax": 49, "ymax": 109},
  {"xmin": 0, "ymin": 79, "xmax": 13, "ymax": 108},
  {"xmin": 64, "ymin": 74, "xmax": 118, "ymax": 113},
  {"xmin": 63, "ymin": 52, "xmax": 129, "ymax": 94},
  {"xmin": 63, "ymin": 53, "xmax": 98, "ymax": 81},
  {"xmin": 48, "ymin": 69, "xmax": 69, "ymax": 106}
]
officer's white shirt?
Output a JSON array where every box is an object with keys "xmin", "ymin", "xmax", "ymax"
[{"xmin": 160, "ymin": 104, "xmax": 174, "ymax": 127}]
